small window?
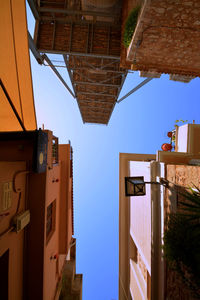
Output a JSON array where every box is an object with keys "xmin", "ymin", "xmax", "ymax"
[
  {"xmin": 46, "ymin": 200, "xmax": 56, "ymax": 243},
  {"xmin": 52, "ymin": 136, "xmax": 58, "ymax": 164}
]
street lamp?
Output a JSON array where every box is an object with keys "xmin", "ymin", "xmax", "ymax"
[{"xmin": 125, "ymin": 177, "xmax": 168, "ymax": 196}]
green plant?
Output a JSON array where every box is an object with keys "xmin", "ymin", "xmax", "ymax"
[
  {"xmin": 123, "ymin": 6, "xmax": 141, "ymax": 48},
  {"xmin": 172, "ymin": 135, "xmax": 176, "ymax": 142},
  {"xmin": 175, "ymin": 119, "xmax": 188, "ymax": 126},
  {"xmin": 163, "ymin": 186, "xmax": 200, "ymax": 297}
]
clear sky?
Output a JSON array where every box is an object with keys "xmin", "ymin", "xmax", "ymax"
[{"xmin": 27, "ymin": 4, "xmax": 200, "ymax": 300}]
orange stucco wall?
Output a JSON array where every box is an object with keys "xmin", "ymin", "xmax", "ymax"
[
  {"xmin": 44, "ymin": 164, "xmax": 61, "ymax": 300},
  {"xmin": 0, "ymin": 161, "xmax": 27, "ymax": 300},
  {"xmin": 59, "ymin": 144, "xmax": 73, "ymax": 254},
  {"xmin": 0, "ymin": 130, "xmax": 73, "ymax": 300},
  {"xmin": 0, "ymin": 0, "xmax": 37, "ymax": 131},
  {"xmin": 26, "ymin": 133, "xmax": 69, "ymax": 300}
]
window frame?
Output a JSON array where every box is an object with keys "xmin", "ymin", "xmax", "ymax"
[{"xmin": 46, "ymin": 200, "xmax": 56, "ymax": 244}]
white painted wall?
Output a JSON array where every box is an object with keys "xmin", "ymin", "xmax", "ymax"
[
  {"xmin": 177, "ymin": 124, "xmax": 188, "ymax": 152},
  {"xmin": 129, "ymin": 161, "xmax": 151, "ymax": 274}
]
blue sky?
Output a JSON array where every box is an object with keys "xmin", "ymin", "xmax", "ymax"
[{"xmin": 27, "ymin": 4, "xmax": 200, "ymax": 300}]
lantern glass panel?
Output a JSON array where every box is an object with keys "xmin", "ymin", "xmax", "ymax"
[
  {"xmin": 127, "ymin": 180, "xmax": 134, "ymax": 195},
  {"xmin": 125, "ymin": 177, "xmax": 145, "ymax": 196},
  {"xmin": 134, "ymin": 183, "xmax": 146, "ymax": 196}
]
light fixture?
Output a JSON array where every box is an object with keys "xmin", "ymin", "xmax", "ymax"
[
  {"xmin": 125, "ymin": 177, "xmax": 146, "ymax": 196},
  {"xmin": 125, "ymin": 177, "xmax": 168, "ymax": 197}
]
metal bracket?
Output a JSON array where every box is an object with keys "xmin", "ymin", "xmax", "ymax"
[{"xmin": 117, "ymin": 78, "xmax": 153, "ymax": 103}]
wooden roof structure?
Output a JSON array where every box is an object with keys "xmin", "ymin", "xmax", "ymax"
[{"xmin": 29, "ymin": 0, "xmax": 127, "ymax": 124}]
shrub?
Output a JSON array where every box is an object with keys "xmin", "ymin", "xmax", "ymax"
[{"xmin": 123, "ymin": 6, "xmax": 141, "ymax": 48}]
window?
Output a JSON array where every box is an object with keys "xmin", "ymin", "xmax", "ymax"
[{"xmin": 46, "ymin": 200, "xmax": 56, "ymax": 243}]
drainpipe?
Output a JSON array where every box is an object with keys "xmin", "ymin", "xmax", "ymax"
[{"xmin": 150, "ymin": 161, "xmax": 165, "ymax": 300}]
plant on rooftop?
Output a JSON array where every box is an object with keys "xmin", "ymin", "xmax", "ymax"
[
  {"xmin": 175, "ymin": 119, "xmax": 188, "ymax": 126},
  {"xmin": 163, "ymin": 186, "xmax": 200, "ymax": 298},
  {"xmin": 123, "ymin": 6, "xmax": 141, "ymax": 48}
]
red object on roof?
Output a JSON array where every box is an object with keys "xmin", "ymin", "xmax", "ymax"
[
  {"xmin": 167, "ymin": 131, "xmax": 172, "ymax": 138},
  {"xmin": 161, "ymin": 143, "xmax": 173, "ymax": 151}
]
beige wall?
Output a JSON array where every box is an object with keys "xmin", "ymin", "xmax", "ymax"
[
  {"xmin": 157, "ymin": 150, "xmax": 200, "ymax": 165},
  {"xmin": 0, "ymin": 0, "xmax": 37, "ymax": 131},
  {"xmin": 119, "ymin": 153, "xmax": 155, "ymax": 300}
]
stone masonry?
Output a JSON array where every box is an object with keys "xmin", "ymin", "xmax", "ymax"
[
  {"xmin": 165, "ymin": 164, "xmax": 200, "ymax": 300},
  {"xmin": 126, "ymin": 0, "xmax": 200, "ymax": 79}
]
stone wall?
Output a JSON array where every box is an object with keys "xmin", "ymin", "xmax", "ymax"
[
  {"xmin": 165, "ymin": 164, "xmax": 200, "ymax": 299},
  {"xmin": 126, "ymin": 0, "xmax": 200, "ymax": 78}
]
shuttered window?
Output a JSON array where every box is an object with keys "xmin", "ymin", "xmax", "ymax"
[{"xmin": 46, "ymin": 200, "xmax": 56, "ymax": 243}]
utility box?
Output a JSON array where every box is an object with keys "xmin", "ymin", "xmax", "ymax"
[{"xmin": 13, "ymin": 210, "xmax": 30, "ymax": 233}]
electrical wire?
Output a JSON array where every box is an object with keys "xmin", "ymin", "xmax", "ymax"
[
  {"xmin": 69, "ymin": 240, "xmax": 76, "ymax": 248},
  {"xmin": 0, "ymin": 170, "xmax": 31, "ymax": 239},
  {"xmin": 15, "ymin": 192, "xmax": 22, "ymax": 214},
  {"xmin": 0, "ymin": 170, "xmax": 30, "ymax": 238},
  {"xmin": 12, "ymin": 170, "xmax": 30, "ymax": 214}
]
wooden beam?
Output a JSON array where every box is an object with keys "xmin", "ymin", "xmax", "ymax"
[
  {"xmin": 70, "ymin": 67, "xmax": 124, "ymax": 74},
  {"xmin": 74, "ymin": 81, "xmax": 120, "ymax": 88},
  {"xmin": 69, "ymin": 22, "xmax": 73, "ymax": 52},
  {"xmin": 77, "ymin": 91, "xmax": 116, "ymax": 98},
  {"xmin": 38, "ymin": 7, "xmax": 120, "ymax": 18},
  {"xmin": 78, "ymin": 99, "xmax": 114, "ymax": 105},
  {"xmin": 81, "ymin": 110, "xmax": 109, "ymax": 116},
  {"xmin": 80, "ymin": 106, "xmax": 111, "ymax": 112},
  {"xmin": 52, "ymin": 22, "xmax": 56, "ymax": 50}
]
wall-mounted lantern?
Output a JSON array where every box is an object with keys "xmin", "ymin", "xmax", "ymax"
[
  {"xmin": 125, "ymin": 176, "xmax": 168, "ymax": 197},
  {"xmin": 125, "ymin": 177, "xmax": 146, "ymax": 196}
]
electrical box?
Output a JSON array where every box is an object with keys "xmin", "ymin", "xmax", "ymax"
[
  {"xmin": 13, "ymin": 210, "xmax": 30, "ymax": 233},
  {"xmin": 0, "ymin": 182, "xmax": 12, "ymax": 213}
]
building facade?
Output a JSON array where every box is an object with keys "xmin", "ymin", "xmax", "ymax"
[
  {"xmin": 122, "ymin": 0, "xmax": 200, "ymax": 83},
  {"xmin": 0, "ymin": 130, "xmax": 82, "ymax": 300},
  {"xmin": 119, "ymin": 123, "xmax": 200, "ymax": 300},
  {"xmin": 0, "ymin": 1, "xmax": 82, "ymax": 299}
]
